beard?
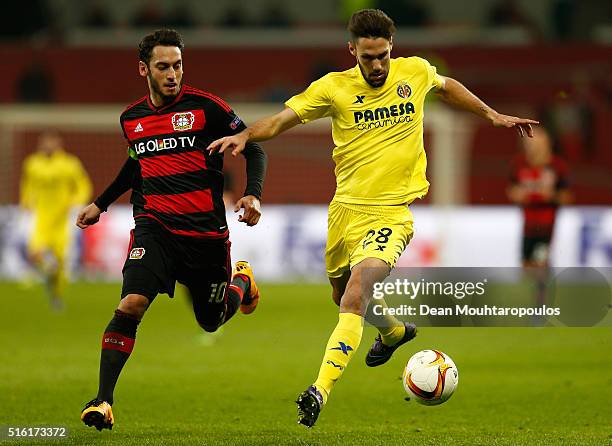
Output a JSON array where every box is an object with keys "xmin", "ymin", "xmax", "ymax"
[
  {"xmin": 366, "ymin": 75, "xmax": 387, "ymax": 88},
  {"xmin": 149, "ymin": 74, "xmax": 180, "ymax": 104},
  {"xmin": 358, "ymin": 64, "xmax": 388, "ymax": 88}
]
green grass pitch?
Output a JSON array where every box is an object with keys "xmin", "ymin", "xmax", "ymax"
[{"xmin": 1, "ymin": 281, "xmax": 611, "ymax": 445}]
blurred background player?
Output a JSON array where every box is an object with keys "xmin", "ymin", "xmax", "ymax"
[
  {"xmin": 507, "ymin": 126, "xmax": 572, "ymax": 311},
  {"xmin": 19, "ymin": 130, "xmax": 92, "ymax": 309},
  {"xmin": 208, "ymin": 8, "xmax": 538, "ymax": 427}
]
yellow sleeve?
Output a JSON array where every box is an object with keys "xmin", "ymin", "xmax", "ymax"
[
  {"xmin": 20, "ymin": 156, "xmax": 35, "ymax": 209},
  {"xmin": 284, "ymin": 75, "xmax": 333, "ymax": 124},
  {"xmin": 70, "ymin": 157, "xmax": 92, "ymax": 206},
  {"xmin": 418, "ymin": 57, "xmax": 444, "ymax": 91}
]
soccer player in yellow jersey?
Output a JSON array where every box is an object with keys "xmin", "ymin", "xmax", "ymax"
[
  {"xmin": 20, "ymin": 131, "xmax": 92, "ymax": 309},
  {"xmin": 208, "ymin": 9, "xmax": 539, "ymax": 427}
]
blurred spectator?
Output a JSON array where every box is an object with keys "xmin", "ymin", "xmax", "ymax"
[
  {"xmin": 16, "ymin": 62, "xmax": 54, "ymax": 103},
  {"xmin": 166, "ymin": 2, "xmax": 197, "ymax": 29},
  {"xmin": 542, "ymin": 72, "xmax": 595, "ymax": 162},
  {"xmin": 261, "ymin": 77, "xmax": 295, "ymax": 103},
  {"xmin": 83, "ymin": 1, "xmax": 112, "ymax": 28},
  {"xmin": 552, "ymin": 0, "xmax": 612, "ymax": 42},
  {"xmin": 219, "ymin": 5, "xmax": 250, "ymax": 28},
  {"xmin": 309, "ymin": 59, "xmax": 338, "ymax": 83},
  {"xmin": 131, "ymin": 1, "xmax": 166, "ymax": 28},
  {"xmin": 488, "ymin": 0, "xmax": 530, "ymax": 26},
  {"xmin": 2, "ymin": 0, "xmax": 48, "ymax": 40},
  {"xmin": 339, "ymin": 0, "xmax": 375, "ymax": 23},
  {"xmin": 550, "ymin": 0, "xmax": 575, "ymax": 41},
  {"xmin": 487, "ymin": 0, "xmax": 540, "ymax": 39},
  {"xmin": 376, "ymin": 0, "xmax": 430, "ymax": 27},
  {"xmin": 260, "ymin": 3, "xmax": 293, "ymax": 28}
]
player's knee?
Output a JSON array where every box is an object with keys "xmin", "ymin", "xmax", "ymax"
[{"xmin": 118, "ymin": 294, "xmax": 149, "ymax": 319}]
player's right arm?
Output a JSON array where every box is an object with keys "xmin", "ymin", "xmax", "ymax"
[
  {"xmin": 434, "ymin": 75, "xmax": 539, "ymax": 137},
  {"xmin": 76, "ymin": 203, "xmax": 103, "ymax": 229},
  {"xmin": 76, "ymin": 157, "xmax": 138, "ymax": 229},
  {"xmin": 207, "ymin": 107, "xmax": 300, "ymax": 156},
  {"xmin": 208, "ymin": 73, "xmax": 333, "ymax": 156}
]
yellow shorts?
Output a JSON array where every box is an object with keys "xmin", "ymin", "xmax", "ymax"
[{"xmin": 325, "ymin": 200, "xmax": 414, "ymax": 278}]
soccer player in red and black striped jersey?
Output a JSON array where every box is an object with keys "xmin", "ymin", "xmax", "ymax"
[
  {"xmin": 508, "ymin": 127, "xmax": 571, "ymax": 267},
  {"xmin": 508, "ymin": 127, "xmax": 571, "ymax": 322},
  {"xmin": 75, "ymin": 29, "xmax": 267, "ymax": 431}
]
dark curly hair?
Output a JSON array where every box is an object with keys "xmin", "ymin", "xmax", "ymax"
[
  {"xmin": 138, "ymin": 29, "xmax": 184, "ymax": 65},
  {"xmin": 348, "ymin": 9, "xmax": 396, "ymax": 41}
]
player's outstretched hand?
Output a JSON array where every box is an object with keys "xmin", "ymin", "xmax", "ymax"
[
  {"xmin": 234, "ymin": 195, "xmax": 261, "ymax": 227},
  {"xmin": 76, "ymin": 203, "xmax": 102, "ymax": 229},
  {"xmin": 207, "ymin": 132, "xmax": 249, "ymax": 157},
  {"xmin": 489, "ymin": 112, "xmax": 539, "ymax": 137}
]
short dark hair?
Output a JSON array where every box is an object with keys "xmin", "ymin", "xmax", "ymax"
[
  {"xmin": 348, "ymin": 9, "xmax": 396, "ymax": 41},
  {"xmin": 138, "ymin": 29, "xmax": 184, "ymax": 65}
]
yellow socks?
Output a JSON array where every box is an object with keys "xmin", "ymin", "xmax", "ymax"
[
  {"xmin": 377, "ymin": 323, "xmax": 406, "ymax": 346},
  {"xmin": 368, "ymin": 298, "xmax": 406, "ymax": 346},
  {"xmin": 51, "ymin": 265, "xmax": 67, "ymax": 298},
  {"xmin": 313, "ymin": 312, "xmax": 363, "ymax": 403}
]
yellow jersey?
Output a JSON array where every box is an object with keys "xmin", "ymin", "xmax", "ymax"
[
  {"xmin": 285, "ymin": 57, "xmax": 442, "ymax": 205},
  {"xmin": 20, "ymin": 149, "xmax": 92, "ymax": 225}
]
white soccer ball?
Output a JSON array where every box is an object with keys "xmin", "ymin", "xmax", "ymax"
[{"xmin": 402, "ymin": 349, "xmax": 458, "ymax": 406}]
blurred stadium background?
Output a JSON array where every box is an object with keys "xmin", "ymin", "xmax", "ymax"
[{"xmin": 1, "ymin": 0, "xmax": 611, "ymax": 282}]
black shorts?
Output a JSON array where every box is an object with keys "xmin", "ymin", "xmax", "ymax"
[
  {"xmin": 121, "ymin": 222, "xmax": 231, "ymax": 308},
  {"xmin": 522, "ymin": 235, "xmax": 552, "ymax": 263}
]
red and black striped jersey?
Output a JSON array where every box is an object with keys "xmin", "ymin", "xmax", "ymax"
[
  {"xmin": 120, "ymin": 85, "xmax": 247, "ymax": 239},
  {"xmin": 510, "ymin": 154, "xmax": 569, "ymax": 237}
]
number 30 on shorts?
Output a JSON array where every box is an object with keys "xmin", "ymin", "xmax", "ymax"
[
  {"xmin": 209, "ymin": 282, "xmax": 227, "ymax": 303},
  {"xmin": 362, "ymin": 227, "xmax": 393, "ymax": 252}
]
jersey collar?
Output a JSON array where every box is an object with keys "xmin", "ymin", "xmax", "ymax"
[{"xmin": 146, "ymin": 84, "xmax": 186, "ymax": 113}]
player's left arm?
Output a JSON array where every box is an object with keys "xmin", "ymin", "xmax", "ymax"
[
  {"xmin": 76, "ymin": 157, "xmax": 138, "ymax": 229},
  {"xmin": 208, "ymin": 108, "xmax": 300, "ymax": 157},
  {"xmin": 208, "ymin": 100, "xmax": 268, "ymax": 226},
  {"xmin": 434, "ymin": 76, "xmax": 539, "ymax": 137},
  {"xmin": 235, "ymin": 142, "xmax": 267, "ymax": 226}
]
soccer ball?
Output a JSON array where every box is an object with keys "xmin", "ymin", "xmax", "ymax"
[{"xmin": 402, "ymin": 349, "xmax": 458, "ymax": 406}]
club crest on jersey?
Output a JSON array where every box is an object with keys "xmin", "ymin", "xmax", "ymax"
[
  {"xmin": 396, "ymin": 82, "xmax": 412, "ymax": 99},
  {"xmin": 171, "ymin": 112, "xmax": 195, "ymax": 131},
  {"xmin": 129, "ymin": 247, "xmax": 145, "ymax": 259}
]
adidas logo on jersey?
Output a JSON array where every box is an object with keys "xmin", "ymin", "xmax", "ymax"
[{"xmin": 134, "ymin": 122, "xmax": 144, "ymax": 132}]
